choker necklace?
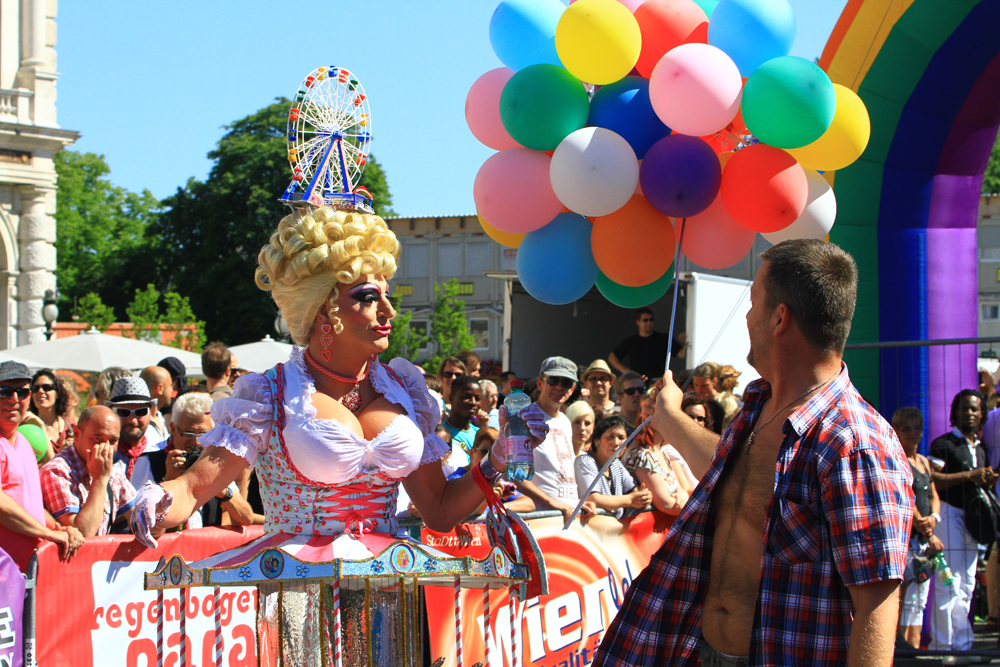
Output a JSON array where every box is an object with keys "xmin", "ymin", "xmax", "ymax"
[
  {"xmin": 746, "ymin": 374, "xmax": 835, "ymax": 449},
  {"xmin": 303, "ymin": 349, "xmax": 376, "ymax": 413}
]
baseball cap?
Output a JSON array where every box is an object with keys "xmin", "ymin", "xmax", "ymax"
[
  {"xmin": 539, "ymin": 356, "xmax": 578, "ymax": 381},
  {"xmin": 0, "ymin": 361, "xmax": 30, "ymax": 383},
  {"xmin": 157, "ymin": 356, "xmax": 187, "ymax": 385}
]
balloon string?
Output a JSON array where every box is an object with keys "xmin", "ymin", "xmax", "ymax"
[{"xmin": 664, "ymin": 218, "xmax": 686, "ymax": 380}]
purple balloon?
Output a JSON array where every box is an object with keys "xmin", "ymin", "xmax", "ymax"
[{"xmin": 639, "ymin": 135, "xmax": 722, "ymax": 218}]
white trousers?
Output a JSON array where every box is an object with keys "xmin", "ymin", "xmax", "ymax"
[{"xmin": 930, "ymin": 502, "xmax": 979, "ymax": 650}]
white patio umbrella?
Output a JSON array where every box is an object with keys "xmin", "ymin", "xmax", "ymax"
[
  {"xmin": 0, "ymin": 349, "xmax": 44, "ymax": 371},
  {"xmin": 229, "ymin": 335, "xmax": 294, "ymax": 373},
  {"xmin": 7, "ymin": 329, "xmax": 204, "ymax": 374}
]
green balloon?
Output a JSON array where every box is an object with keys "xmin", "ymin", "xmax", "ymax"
[
  {"xmin": 742, "ymin": 56, "xmax": 837, "ymax": 150},
  {"xmin": 18, "ymin": 424, "xmax": 48, "ymax": 462},
  {"xmin": 596, "ymin": 267, "xmax": 675, "ymax": 309},
  {"xmin": 499, "ymin": 64, "xmax": 590, "ymax": 151},
  {"xmin": 691, "ymin": 0, "xmax": 720, "ymax": 17}
]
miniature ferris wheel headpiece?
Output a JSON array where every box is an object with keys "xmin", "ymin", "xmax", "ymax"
[{"xmin": 279, "ymin": 66, "xmax": 375, "ymax": 214}]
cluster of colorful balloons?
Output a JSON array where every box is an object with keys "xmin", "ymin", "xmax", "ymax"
[{"xmin": 468, "ymin": 0, "xmax": 871, "ymax": 307}]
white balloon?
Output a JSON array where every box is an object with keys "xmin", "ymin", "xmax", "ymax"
[
  {"xmin": 550, "ymin": 127, "xmax": 639, "ymax": 217},
  {"xmin": 762, "ymin": 170, "xmax": 837, "ymax": 243}
]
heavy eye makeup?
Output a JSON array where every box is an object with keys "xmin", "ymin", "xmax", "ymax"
[{"xmin": 347, "ymin": 283, "xmax": 383, "ymax": 304}]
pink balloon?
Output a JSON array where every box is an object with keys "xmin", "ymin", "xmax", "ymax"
[
  {"xmin": 648, "ymin": 43, "xmax": 743, "ymax": 137},
  {"xmin": 571, "ymin": 0, "xmax": 644, "ymax": 11},
  {"xmin": 466, "ymin": 68, "xmax": 520, "ymax": 151},
  {"xmin": 473, "ymin": 148, "xmax": 564, "ymax": 233},
  {"xmin": 678, "ymin": 192, "xmax": 756, "ymax": 269}
]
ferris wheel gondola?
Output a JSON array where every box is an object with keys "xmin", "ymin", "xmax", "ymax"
[{"xmin": 279, "ymin": 66, "xmax": 374, "ymax": 212}]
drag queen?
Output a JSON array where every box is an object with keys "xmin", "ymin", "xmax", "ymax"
[{"xmin": 130, "ymin": 206, "xmax": 545, "ymax": 666}]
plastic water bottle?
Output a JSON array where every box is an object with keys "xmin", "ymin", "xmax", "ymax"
[
  {"xmin": 933, "ymin": 552, "xmax": 954, "ymax": 585},
  {"xmin": 503, "ymin": 380, "xmax": 535, "ymax": 483}
]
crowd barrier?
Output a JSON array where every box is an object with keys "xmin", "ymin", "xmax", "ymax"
[{"xmin": 20, "ymin": 511, "xmax": 672, "ymax": 667}]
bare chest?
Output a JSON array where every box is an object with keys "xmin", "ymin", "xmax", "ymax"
[{"xmin": 714, "ymin": 427, "xmax": 785, "ymax": 528}]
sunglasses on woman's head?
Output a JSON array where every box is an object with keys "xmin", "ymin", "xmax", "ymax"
[
  {"xmin": 115, "ymin": 406, "xmax": 150, "ymax": 419},
  {"xmin": 621, "ymin": 386, "xmax": 647, "ymax": 397},
  {"xmin": 545, "ymin": 376, "xmax": 576, "ymax": 389},
  {"xmin": 0, "ymin": 387, "xmax": 30, "ymax": 400}
]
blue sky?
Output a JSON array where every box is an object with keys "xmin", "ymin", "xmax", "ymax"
[{"xmin": 56, "ymin": 0, "xmax": 848, "ymax": 218}]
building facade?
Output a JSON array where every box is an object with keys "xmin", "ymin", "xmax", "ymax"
[
  {"xmin": 384, "ymin": 214, "xmax": 508, "ymax": 367},
  {"xmin": 0, "ymin": 0, "xmax": 77, "ymax": 347}
]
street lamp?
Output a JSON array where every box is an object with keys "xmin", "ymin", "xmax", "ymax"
[{"xmin": 42, "ymin": 289, "xmax": 59, "ymax": 340}]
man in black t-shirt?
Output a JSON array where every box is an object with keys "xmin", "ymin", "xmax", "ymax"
[{"xmin": 609, "ymin": 308, "xmax": 671, "ymax": 381}]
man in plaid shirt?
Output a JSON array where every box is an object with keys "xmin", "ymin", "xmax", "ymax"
[
  {"xmin": 594, "ymin": 240, "xmax": 913, "ymax": 667},
  {"xmin": 40, "ymin": 405, "xmax": 136, "ymax": 536}
]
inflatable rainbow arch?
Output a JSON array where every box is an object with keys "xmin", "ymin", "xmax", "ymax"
[{"xmin": 823, "ymin": 0, "xmax": 1000, "ymax": 440}]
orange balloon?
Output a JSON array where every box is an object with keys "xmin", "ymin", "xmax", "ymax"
[
  {"xmin": 591, "ymin": 194, "xmax": 677, "ymax": 286},
  {"xmin": 633, "ymin": 0, "xmax": 709, "ymax": 78},
  {"xmin": 721, "ymin": 144, "xmax": 808, "ymax": 233},
  {"xmin": 478, "ymin": 212, "xmax": 525, "ymax": 248}
]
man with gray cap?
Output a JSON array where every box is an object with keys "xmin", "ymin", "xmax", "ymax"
[
  {"xmin": 515, "ymin": 357, "xmax": 595, "ymax": 524},
  {"xmin": 0, "ymin": 361, "xmax": 84, "ymax": 569},
  {"xmin": 105, "ymin": 377, "xmax": 156, "ymax": 481}
]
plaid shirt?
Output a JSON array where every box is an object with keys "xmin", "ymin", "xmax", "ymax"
[
  {"xmin": 594, "ymin": 364, "xmax": 913, "ymax": 666},
  {"xmin": 39, "ymin": 445, "xmax": 137, "ymax": 535}
]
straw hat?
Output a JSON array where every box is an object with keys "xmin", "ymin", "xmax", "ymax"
[{"xmin": 581, "ymin": 359, "xmax": 617, "ymax": 383}]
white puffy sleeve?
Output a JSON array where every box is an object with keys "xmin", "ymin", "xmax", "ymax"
[
  {"xmin": 386, "ymin": 358, "xmax": 450, "ymax": 465},
  {"xmin": 201, "ymin": 372, "xmax": 273, "ymax": 466}
]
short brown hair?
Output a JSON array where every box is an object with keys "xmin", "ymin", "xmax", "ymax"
[
  {"xmin": 759, "ymin": 239, "xmax": 858, "ymax": 354},
  {"xmin": 201, "ymin": 342, "xmax": 232, "ymax": 380},
  {"xmin": 437, "ymin": 356, "xmax": 466, "ymax": 378},
  {"xmin": 693, "ymin": 362, "xmax": 719, "ymax": 379},
  {"xmin": 457, "ymin": 350, "xmax": 481, "ymax": 369},
  {"xmin": 892, "ymin": 406, "xmax": 923, "ymax": 429}
]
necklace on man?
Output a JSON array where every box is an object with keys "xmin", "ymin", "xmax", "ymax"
[
  {"xmin": 746, "ymin": 375, "xmax": 835, "ymax": 448},
  {"xmin": 303, "ymin": 349, "xmax": 375, "ymax": 413}
]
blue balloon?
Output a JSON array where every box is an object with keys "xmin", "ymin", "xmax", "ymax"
[
  {"xmin": 517, "ymin": 213, "xmax": 598, "ymax": 305},
  {"xmin": 708, "ymin": 0, "xmax": 796, "ymax": 77},
  {"xmin": 588, "ymin": 76, "xmax": 671, "ymax": 160},
  {"xmin": 489, "ymin": 0, "xmax": 565, "ymax": 72},
  {"xmin": 639, "ymin": 135, "xmax": 721, "ymax": 218}
]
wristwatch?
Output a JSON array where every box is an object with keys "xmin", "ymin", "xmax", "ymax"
[{"xmin": 220, "ymin": 487, "xmax": 234, "ymax": 502}]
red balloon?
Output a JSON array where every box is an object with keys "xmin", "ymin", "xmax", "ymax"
[
  {"xmin": 591, "ymin": 194, "xmax": 677, "ymax": 286},
  {"xmin": 679, "ymin": 193, "xmax": 756, "ymax": 269},
  {"xmin": 720, "ymin": 144, "xmax": 808, "ymax": 233},
  {"xmin": 633, "ymin": 0, "xmax": 709, "ymax": 78}
]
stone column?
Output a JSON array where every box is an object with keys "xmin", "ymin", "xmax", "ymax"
[{"xmin": 16, "ymin": 184, "xmax": 55, "ymax": 345}]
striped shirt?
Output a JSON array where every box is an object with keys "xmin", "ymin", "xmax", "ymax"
[
  {"xmin": 593, "ymin": 364, "xmax": 914, "ymax": 666},
  {"xmin": 574, "ymin": 453, "xmax": 639, "ymax": 519}
]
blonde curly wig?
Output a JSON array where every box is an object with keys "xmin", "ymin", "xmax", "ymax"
[{"xmin": 255, "ymin": 207, "xmax": 400, "ymax": 346}]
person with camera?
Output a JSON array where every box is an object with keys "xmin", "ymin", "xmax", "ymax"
[
  {"xmin": 40, "ymin": 405, "xmax": 136, "ymax": 537},
  {"xmin": 131, "ymin": 391, "xmax": 253, "ymax": 528}
]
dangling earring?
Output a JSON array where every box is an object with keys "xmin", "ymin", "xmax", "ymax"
[{"xmin": 319, "ymin": 323, "xmax": 333, "ymax": 362}]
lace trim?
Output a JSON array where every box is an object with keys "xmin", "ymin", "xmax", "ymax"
[{"xmin": 201, "ymin": 423, "xmax": 257, "ymax": 465}]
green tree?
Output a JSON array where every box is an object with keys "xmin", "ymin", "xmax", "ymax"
[
  {"xmin": 54, "ymin": 151, "xmax": 160, "ymax": 317},
  {"xmin": 424, "ymin": 279, "xmax": 476, "ymax": 372},
  {"xmin": 150, "ymin": 97, "xmax": 396, "ymax": 345},
  {"xmin": 984, "ymin": 130, "xmax": 1000, "ymax": 195},
  {"xmin": 124, "ymin": 284, "xmax": 161, "ymax": 342},
  {"xmin": 77, "ymin": 293, "xmax": 115, "ymax": 332},
  {"xmin": 382, "ymin": 306, "xmax": 428, "ymax": 364},
  {"xmin": 162, "ymin": 292, "xmax": 207, "ymax": 352}
]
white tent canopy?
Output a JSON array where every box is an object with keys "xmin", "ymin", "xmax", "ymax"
[
  {"xmin": 229, "ymin": 335, "xmax": 294, "ymax": 373},
  {"xmin": 7, "ymin": 329, "xmax": 204, "ymax": 375}
]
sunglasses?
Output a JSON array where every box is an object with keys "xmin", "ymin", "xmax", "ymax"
[
  {"xmin": 545, "ymin": 376, "xmax": 576, "ymax": 389},
  {"xmin": 442, "ymin": 371, "xmax": 464, "ymax": 379},
  {"xmin": 0, "ymin": 387, "xmax": 30, "ymax": 400},
  {"xmin": 115, "ymin": 406, "xmax": 150, "ymax": 419},
  {"xmin": 621, "ymin": 386, "xmax": 647, "ymax": 397},
  {"xmin": 31, "ymin": 383, "xmax": 55, "ymax": 393},
  {"xmin": 689, "ymin": 414, "xmax": 706, "ymax": 423}
]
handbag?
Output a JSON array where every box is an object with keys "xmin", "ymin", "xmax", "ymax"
[{"xmin": 964, "ymin": 482, "xmax": 1000, "ymax": 545}]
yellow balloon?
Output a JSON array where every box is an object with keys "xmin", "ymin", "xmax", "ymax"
[
  {"xmin": 787, "ymin": 84, "xmax": 871, "ymax": 172},
  {"xmin": 478, "ymin": 212, "xmax": 525, "ymax": 248},
  {"xmin": 555, "ymin": 0, "xmax": 642, "ymax": 85}
]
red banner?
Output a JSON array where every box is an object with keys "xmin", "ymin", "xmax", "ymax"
[
  {"xmin": 35, "ymin": 526, "xmax": 264, "ymax": 667},
  {"xmin": 423, "ymin": 511, "xmax": 673, "ymax": 667}
]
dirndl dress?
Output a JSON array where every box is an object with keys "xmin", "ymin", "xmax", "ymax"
[{"xmin": 144, "ymin": 349, "xmax": 527, "ymax": 666}]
